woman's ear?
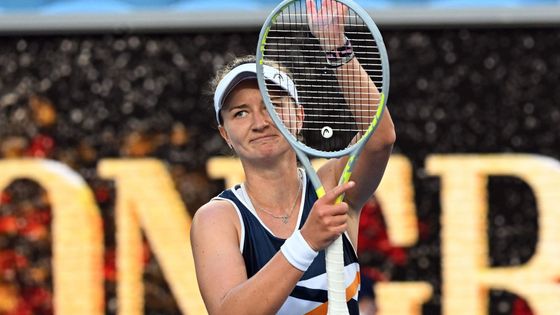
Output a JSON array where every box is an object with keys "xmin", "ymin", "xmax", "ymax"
[
  {"xmin": 296, "ymin": 105, "xmax": 305, "ymax": 133},
  {"xmin": 218, "ymin": 125, "xmax": 233, "ymax": 149}
]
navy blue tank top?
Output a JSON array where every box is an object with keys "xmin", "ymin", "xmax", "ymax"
[{"xmin": 213, "ymin": 170, "xmax": 360, "ymax": 315}]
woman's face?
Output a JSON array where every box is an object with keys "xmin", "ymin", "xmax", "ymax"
[
  {"xmin": 270, "ymin": 89, "xmax": 302, "ymax": 138},
  {"xmin": 218, "ymin": 79, "xmax": 303, "ymax": 161}
]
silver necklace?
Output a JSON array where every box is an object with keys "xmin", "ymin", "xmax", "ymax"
[{"xmin": 248, "ymin": 174, "xmax": 302, "ymax": 224}]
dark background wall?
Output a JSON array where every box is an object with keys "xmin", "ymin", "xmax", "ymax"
[{"xmin": 0, "ymin": 27, "xmax": 559, "ymax": 314}]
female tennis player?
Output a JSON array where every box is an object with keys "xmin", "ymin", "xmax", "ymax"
[{"xmin": 190, "ymin": 3, "xmax": 395, "ymax": 315}]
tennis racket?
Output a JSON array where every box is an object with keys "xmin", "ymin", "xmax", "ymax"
[{"xmin": 256, "ymin": 0, "xmax": 389, "ymax": 313}]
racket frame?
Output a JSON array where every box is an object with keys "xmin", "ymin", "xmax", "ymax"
[{"xmin": 256, "ymin": 0, "xmax": 389, "ymax": 313}]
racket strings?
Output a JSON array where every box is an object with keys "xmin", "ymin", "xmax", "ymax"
[
  {"xmin": 262, "ymin": 0, "xmax": 384, "ymax": 153},
  {"xmin": 267, "ymin": 81, "xmax": 384, "ymax": 93}
]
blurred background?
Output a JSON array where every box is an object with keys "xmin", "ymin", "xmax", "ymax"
[{"xmin": 1, "ymin": 0, "xmax": 560, "ymax": 314}]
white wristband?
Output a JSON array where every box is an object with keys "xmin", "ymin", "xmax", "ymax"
[{"xmin": 281, "ymin": 230, "xmax": 319, "ymax": 272}]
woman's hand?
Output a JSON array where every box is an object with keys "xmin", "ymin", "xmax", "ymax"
[
  {"xmin": 306, "ymin": 0, "xmax": 347, "ymax": 51},
  {"xmin": 300, "ymin": 181, "xmax": 355, "ymax": 251}
]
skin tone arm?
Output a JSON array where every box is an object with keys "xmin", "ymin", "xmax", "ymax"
[
  {"xmin": 329, "ymin": 55, "xmax": 395, "ymax": 214},
  {"xmin": 191, "ymin": 182, "xmax": 355, "ymax": 315},
  {"xmin": 306, "ymin": 0, "xmax": 396, "ymax": 240}
]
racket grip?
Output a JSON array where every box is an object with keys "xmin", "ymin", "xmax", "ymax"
[{"xmin": 325, "ymin": 236, "xmax": 350, "ymax": 315}]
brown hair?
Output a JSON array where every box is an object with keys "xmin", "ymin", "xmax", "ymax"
[
  {"xmin": 209, "ymin": 55, "xmax": 256, "ymax": 96},
  {"xmin": 209, "ymin": 55, "xmax": 293, "ymax": 95}
]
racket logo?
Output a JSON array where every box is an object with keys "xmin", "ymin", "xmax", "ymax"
[
  {"xmin": 273, "ymin": 73, "xmax": 284, "ymax": 83},
  {"xmin": 321, "ymin": 126, "xmax": 333, "ymax": 138}
]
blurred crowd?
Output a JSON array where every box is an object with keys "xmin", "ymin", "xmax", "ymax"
[{"xmin": 1, "ymin": 27, "xmax": 556, "ymax": 314}]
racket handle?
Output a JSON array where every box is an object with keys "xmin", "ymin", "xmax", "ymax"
[{"xmin": 325, "ymin": 235, "xmax": 350, "ymax": 315}]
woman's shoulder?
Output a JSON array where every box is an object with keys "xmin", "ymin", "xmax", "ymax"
[
  {"xmin": 191, "ymin": 198, "xmax": 241, "ymax": 238},
  {"xmin": 193, "ymin": 198, "xmax": 237, "ymax": 225}
]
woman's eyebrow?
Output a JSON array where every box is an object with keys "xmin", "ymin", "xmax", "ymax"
[
  {"xmin": 270, "ymin": 94, "xmax": 291, "ymax": 101},
  {"xmin": 226, "ymin": 103, "xmax": 249, "ymax": 112}
]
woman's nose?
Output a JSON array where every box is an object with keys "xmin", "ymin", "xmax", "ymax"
[{"xmin": 252, "ymin": 108, "xmax": 271, "ymax": 129}]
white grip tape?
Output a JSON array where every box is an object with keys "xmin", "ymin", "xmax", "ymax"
[
  {"xmin": 326, "ymin": 236, "xmax": 350, "ymax": 314},
  {"xmin": 281, "ymin": 230, "xmax": 318, "ymax": 272}
]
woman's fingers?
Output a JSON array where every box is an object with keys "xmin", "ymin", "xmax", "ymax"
[
  {"xmin": 306, "ymin": 0, "xmax": 347, "ymax": 49},
  {"xmin": 321, "ymin": 181, "xmax": 355, "ymax": 205},
  {"xmin": 301, "ymin": 181, "xmax": 355, "ymax": 251},
  {"xmin": 305, "ymin": 0, "xmax": 317, "ymax": 17}
]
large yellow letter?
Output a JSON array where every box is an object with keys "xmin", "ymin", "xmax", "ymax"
[
  {"xmin": 207, "ymin": 157, "xmax": 245, "ymax": 188},
  {"xmin": 0, "ymin": 159, "xmax": 103, "ymax": 315},
  {"xmin": 375, "ymin": 155, "xmax": 419, "ymax": 246},
  {"xmin": 375, "ymin": 282, "xmax": 432, "ymax": 315},
  {"xmin": 427, "ymin": 154, "xmax": 560, "ymax": 315},
  {"xmin": 99, "ymin": 159, "xmax": 206, "ymax": 315}
]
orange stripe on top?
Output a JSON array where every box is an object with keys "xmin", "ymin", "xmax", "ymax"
[{"xmin": 305, "ymin": 272, "xmax": 361, "ymax": 315}]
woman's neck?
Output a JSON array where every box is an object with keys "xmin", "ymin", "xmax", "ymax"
[{"xmin": 242, "ymin": 158, "xmax": 301, "ymax": 215}]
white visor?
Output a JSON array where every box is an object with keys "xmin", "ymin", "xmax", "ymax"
[{"xmin": 213, "ymin": 62, "xmax": 299, "ymax": 124}]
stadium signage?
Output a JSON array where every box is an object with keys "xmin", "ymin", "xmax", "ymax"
[{"xmin": 0, "ymin": 154, "xmax": 559, "ymax": 315}]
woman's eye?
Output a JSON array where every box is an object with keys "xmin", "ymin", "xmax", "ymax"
[
  {"xmin": 233, "ymin": 110, "xmax": 248, "ymax": 118},
  {"xmin": 272, "ymin": 99, "xmax": 286, "ymax": 108}
]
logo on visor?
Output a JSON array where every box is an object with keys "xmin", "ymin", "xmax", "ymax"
[
  {"xmin": 273, "ymin": 73, "xmax": 284, "ymax": 83},
  {"xmin": 321, "ymin": 126, "xmax": 333, "ymax": 139}
]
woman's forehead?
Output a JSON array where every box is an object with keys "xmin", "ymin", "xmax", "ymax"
[
  {"xmin": 224, "ymin": 79, "xmax": 294, "ymax": 109},
  {"xmin": 232, "ymin": 79, "xmax": 259, "ymax": 90},
  {"xmin": 223, "ymin": 80, "xmax": 261, "ymax": 108}
]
